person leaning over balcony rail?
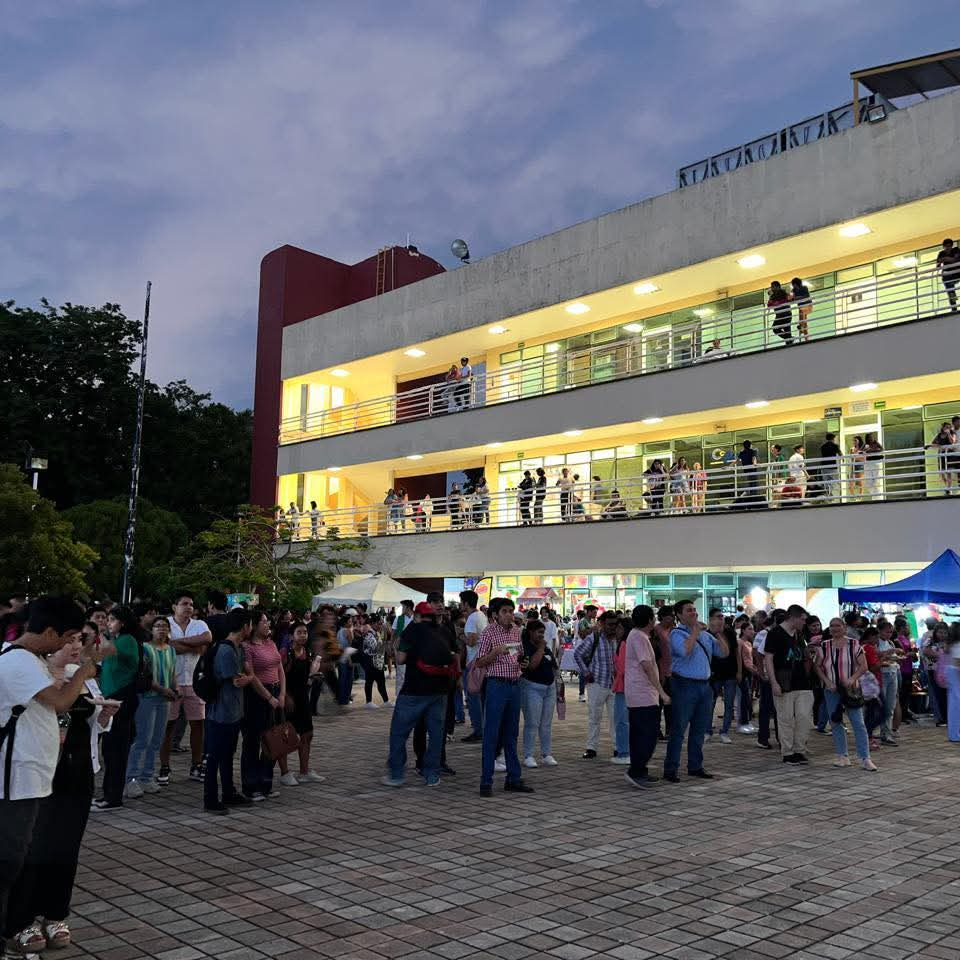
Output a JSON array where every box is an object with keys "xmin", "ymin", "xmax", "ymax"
[
  {"xmin": 936, "ymin": 238, "xmax": 960, "ymax": 313},
  {"xmin": 767, "ymin": 281, "xmax": 793, "ymax": 345},
  {"xmin": 789, "ymin": 277, "xmax": 813, "ymax": 341},
  {"xmin": 456, "ymin": 357, "xmax": 473, "ymax": 410}
]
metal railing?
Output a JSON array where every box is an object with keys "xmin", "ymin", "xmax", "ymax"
[
  {"xmin": 280, "ymin": 263, "xmax": 956, "ymax": 444},
  {"xmin": 281, "ymin": 446, "xmax": 954, "ymax": 541}
]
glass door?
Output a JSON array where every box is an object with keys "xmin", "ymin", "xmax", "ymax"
[{"xmin": 840, "ymin": 414, "xmax": 881, "ymax": 501}]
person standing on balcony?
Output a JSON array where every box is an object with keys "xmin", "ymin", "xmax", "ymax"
[
  {"xmin": 556, "ymin": 467, "xmax": 575, "ymax": 522},
  {"xmin": 533, "ymin": 468, "xmax": 547, "ymax": 524},
  {"xmin": 820, "ymin": 433, "xmax": 842, "ymax": 502},
  {"xmin": 449, "ymin": 482, "xmax": 462, "ymax": 529},
  {"xmin": 691, "ymin": 462, "xmax": 707, "ymax": 513},
  {"xmin": 767, "ymin": 444, "xmax": 786, "ymax": 506},
  {"xmin": 421, "ymin": 493, "xmax": 433, "ymax": 531},
  {"xmin": 936, "ymin": 238, "xmax": 960, "ymax": 313},
  {"xmin": 789, "ymin": 278, "xmax": 813, "ymax": 341},
  {"xmin": 643, "ymin": 459, "xmax": 667, "ymax": 515},
  {"xmin": 517, "ymin": 471, "xmax": 534, "ymax": 526},
  {"xmin": 848, "ymin": 436, "xmax": 866, "ymax": 499},
  {"xmin": 441, "ymin": 363, "xmax": 460, "ymax": 413},
  {"xmin": 784, "ymin": 444, "xmax": 807, "ymax": 503},
  {"xmin": 767, "ymin": 281, "xmax": 793, "ymax": 345},
  {"xmin": 737, "ymin": 440, "xmax": 759, "ymax": 503},
  {"xmin": 456, "ymin": 357, "xmax": 473, "ymax": 410},
  {"xmin": 863, "ymin": 434, "xmax": 884, "ymax": 500},
  {"xmin": 668, "ymin": 457, "xmax": 690, "ymax": 514},
  {"xmin": 926, "ymin": 422, "xmax": 956, "ymax": 495},
  {"xmin": 476, "ymin": 476, "xmax": 491, "ymax": 526},
  {"xmin": 308, "ymin": 501, "xmax": 322, "ymax": 539},
  {"xmin": 286, "ymin": 502, "xmax": 301, "ymax": 538}
]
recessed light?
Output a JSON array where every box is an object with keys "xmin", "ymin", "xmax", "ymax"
[
  {"xmin": 623, "ymin": 323, "xmax": 644, "ymax": 333},
  {"xmin": 487, "ymin": 442, "xmax": 503, "ymax": 448},
  {"xmin": 737, "ymin": 254, "xmax": 766, "ymax": 269},
  {"xmin": 404, "ymin": 348, "xmax": 426, "ymax": 358},
  {"xmin": 839, "ymin": 223, "xmax": 871, "ymax": 238},
  {"xmin": 745, "ymin": 400, "xmax": 769, "ymax": 409},
  {"xmin": 545, "ymin": 342, "xmax": 561, "ymax": 353},
  {"xmin": 634, "ymin": 282, "xmax": 660, "ymax": 295},
  {"xmin": 893, "ymin": 256, "xmax": 918, "ymax": 268},
  {"xmin": 562, "ymin": 429, "xmax": 583, "ymax": 437},
  {"xmin": 489, "ymin": 325, "xmax": 508, "ymax": 335},
  {"xmin": 406, "ymin": 454, "xmax": 423, "ymax": 460},
  {"xmin": 327, "ymin": 466, "xmax": 342, "ymax": 471},
  {"xmin": 849, "ymin": 382, "xmax": 878, "ymax": 392},
  {"xmin": 642, "ymin": 417, "xmax": 664, "ymax": 425},
  {"xmin": 565, "ymin": 302, "xmax": 590, "ymax": 315},
  {"xmin": 330, "ymin": 368, "xmax": 350, "ymax": 377},
  {"xmin": 901, "ymin": 405, "xmax": 922, "ymax": 410},
  {"xmin": 693, "ymin": 307, "xmax": 714, "ymax": 318}
]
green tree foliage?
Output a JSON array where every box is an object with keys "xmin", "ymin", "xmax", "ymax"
[
  {"xmin": 0, "ymin": 463, "xmax": 97, "ymax": 597},
  {"xmin": 62, "ymin": 497, "xmax": 189, "ymax": 599},
  {"xmin": 155, "ymin": 506, "xmax": 368, "ymax": 611}
]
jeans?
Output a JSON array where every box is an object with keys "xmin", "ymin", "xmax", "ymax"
[
  {"xmin": 481, "ymin": 679, "xmax": 522, "ymax": 786},
  {"xmin": 521, "ymin": 679, "xmax": 556, "ymax": 758},
  {"xmin": 737, "ymin": 676, "xmax": 753, "ymax": 724},
  {"xmin": 464, "ymin": 663, "xmax": 484, "ymax": 735},
  {"xmin": 337, "ymin": 660, "xmax": 354, "ymax": 705},
  {"xmin": 204, "ymin": 718, "xmax": 241, "ymax": 806},
  {"xmin": 585, "ymin": 683, "xmax": 615, "ymax": 752},
  {"xmin": 613, "ymin": 692, "xmax": 629, "ymax": 756},
  {"xmin": 948, "ymin": 665, "xmax": 960, "ymax": 743},
  {"xmin": 0, "ymin": 798, "xmax": 40, "ymax": 939},
  {"xmin": 663, "ymin": 677, "xmax": 712, "ymax": 775},
  {"xmin": 241, "ymin": 684, "xmax": 278, "ymax": 796},
  {"xmin": 709, "ymin": 678, "xmax": 737, "ymax": 734},
  {"xmin": 387, "ymin": 694, "xmax": 446, "ymax": 781},
  {"xmin": 928, "ymin": 668, "xmax": 947, "ymax": 723},
  {"xmin": 880, "ymin": 670, "xmax": 899, "ymax": 740},
  {"xmin": 758, "ymin": 680, "xmax": 778, "ymax": 745},
  {"xmin": 823, "ymin": 690, "xmax": 870, "ymax": 759},
  {"xmin": 126, "ymin": 694, "xmax": 169, "ymax": 783},
  {"xmin": 453, "ymin": 683, "xmax": 465, "ymax": 724},
  {"xmin": 627, "ymin": 705, "xmax": 659, "ymax": 779}
]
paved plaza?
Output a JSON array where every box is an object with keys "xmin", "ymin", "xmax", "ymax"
[{"xmin": 64, "ymin": 698, "xmax": 960, "ymax": 960}]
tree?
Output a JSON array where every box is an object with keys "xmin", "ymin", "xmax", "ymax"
[
  {"xmin": 154, "ymin": 506, "xmax": 368, "ymax": 610},
  {"xmin": 62, "ymin": 497, "xmax": 189, "ymax": 600},
  {"xmin": 0, "ymin": 463, "xmax": 97, "ymax": 597}
]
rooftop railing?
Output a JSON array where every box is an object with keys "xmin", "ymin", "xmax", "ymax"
[
  {"xmin": 279, "ymin": 263, "xmax": 957, "ymax": 444},
  {"xmin": 281, "ymin": 445, "xmax": 955, "ymax": 541}
]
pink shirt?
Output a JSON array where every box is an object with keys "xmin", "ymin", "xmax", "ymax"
[
  {"xmin": 624, "ymin": 628, "xmax": 658, "ymax": 708},
  {"xmin": 244, "ymin": 640, "xmax": 282, "ymax": 684},
  {"xmin": 612, "ymin": 642, "xmax": 626, "ymax": 694}
]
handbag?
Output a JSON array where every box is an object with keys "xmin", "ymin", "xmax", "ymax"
[
  {"xmin": 859, "ymin": 671, "xmax": 880, "ymax": 701},
  {"xmin": 466, "ymin": 660, "xmax": 486, "ymax": 696},
  {"xmin": 555, "ymin": 677, "xmax": 566, "ymax": 720},
  {"xmin": 261, "ymin": 708, "xmax": 299, "ymax": 761}
]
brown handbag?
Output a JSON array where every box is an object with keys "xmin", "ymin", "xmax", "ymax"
[{"xmin": 261, "ymin": 709, "xmax": 299, "ymax": 761}]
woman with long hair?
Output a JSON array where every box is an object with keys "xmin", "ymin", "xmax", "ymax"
[
  {"xmin": 519, "ymin": 619, "xmax": 558, "ymax": 768},
  {"xmin": 278, "ymin": 622, "xmax": 323, "ymax": 785},
  {"xmin": 668, "ymin": 457, "xmax": 690, "ymax": 514},
  {"xmin": 241, "ymin": 612, "xmax": 286, "ymax": 800},
  {"xmin": 848, "ymin": 435, "xmax": 866, "ymax": 499}
]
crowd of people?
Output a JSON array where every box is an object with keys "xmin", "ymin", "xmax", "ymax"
[{"xmin": 2, "ymin": 587, "xmax": 958, "ymax": 956}]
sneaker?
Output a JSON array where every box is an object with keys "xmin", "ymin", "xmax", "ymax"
[
  {"xmin": 719, "ymin": 734, "xmax": 732, "ymax": 744},
  {"xmin": 688, "ymin": 769, "xmax": 714, "ymax": 779},
  {"xmin": 578, "ymin": 695, "xmax": 586, "ymax": 703},
  {"xmin": 140, "ymin": 780, "xmax": 161, "ymax": 794},
  {"xmin": 224, "ymin": 793, "xmax": 253, "ymax": 806},
  {"xmin": 880, "ymin": 738, "xmax": 899, "ymax": 747},
  {"xmin": 188, "ymin": 764, "xmax": 204, "ymax": 782},
  {"xmin": 703, "ymin": 734, "xmax": 712, "ymax": 743},
  {"xmin": 782, "ymin": 754, "xmax": 801, "ymax": 764},
  {"xmin": 204, "ymin": 803, "xmax": 230, "ymax": 816},
  {"xmin": 832, "ymin": 756, "xmax": 851, "ymax": 767},
  {"xmin": 424, "ymin": 776, "xmax": 440, "ymax": 787},
  {"xmin": 624, "ymin": 771, "xmax": 654, "ymax": 788},
  {"xmin": 123, "ymin": 779, "xmax": 144, "ymax": 800},
  {"xmin": 793, "ymin": 754, "xmax": 809, "ymax": 763},
  {"xmin": 479, "ymin": 784, "xmax": 493, "ymax": 797},
  {"xmin": 610, "ymin": 755, "xmax": 631, "ymax": 765},
  {"xmin": 439, "ymin": 765, "xmax": 457, "ymax": 776},
  {"xmin": 581, "ymin": 749, "xmax": 597, "ymax": 760},
  {"xmin": 91, "ymin": 799, "xmax": 122, "ymax": 811},
  {"xmin": 460, "ymin": 732, "xmax": 482, "ymax": 743},
  {"xmin": 504, "ymin": 779, "xmax": 534, "ymax": 793},
  {"xmin": 364, "ymin": 702, "xmax": 381, "ymax": 709},
  {"xmin": 279, "ymin": 772, "xmax": 300, "ymax": 787},
  {"xmin": 523, "ymin": 756, "xmax": 538, "ymax": 768},
  {"xmin": 263, "ymin": 790, "xmax": 279, "ymax": 800},
  {"xmin": 756, "ymin": 741, "xmax": 772, "ymax": 750},
  {"xmin": 494, "ymin": 756, "xmax": 507, "ymax": 772},
  {"xmin": 297, "ymin": 770, "xmax": 325, "ymax": 783},
  {"xmin": 736, "ymin": 724, "xmax": 753, "ymax": 734},
  {"xmin": 380, "ymin": 775, "xmax": 404, "ymax": 787},
  {"xmin": 384, "ymin": 701, "xmax": 394, "ymax": 709},
  {"xmin": 156, "ymin": 766, "xmax": 170, "ymax": 785},
  {"xmin": 541, "ymin": 755, "xmax": 559, "ymax": 767},
  {"xmin": 862, "ymin": 758, "xmax": 878, "ymax": 772},
  {"xmin": 246, "ymin": 792, "xmax": 266, "ymax": 802}
]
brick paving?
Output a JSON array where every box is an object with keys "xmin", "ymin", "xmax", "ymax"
[{"xmin": 59, "ymin": 696, "xmax": 960, "ymax": 960}]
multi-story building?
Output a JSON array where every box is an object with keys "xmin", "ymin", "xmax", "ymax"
[{"xmin": 253, "ymin": 52, "xmax": 960, "ymax": 619}]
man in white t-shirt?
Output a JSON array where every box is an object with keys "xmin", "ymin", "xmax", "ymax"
[
  {"xmin": 539, "ymin": 606, "xmax": 560, "ymax": 656},
  {"xmin": 1, "ymin": 597, "xmax": 95, "ymax": 941},
  {"xmin": 460, "ymin": 590, "xmax": 488, "ymax": 742},
  {"xmin": 456, "ymin": 357, "xmax": 473, "ymax": 410},
  {"xmin": 159, "ymin": 592, "xmax": 211, "ymax": 782}
]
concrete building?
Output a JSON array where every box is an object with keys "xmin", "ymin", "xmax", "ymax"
[{"xmin": 253, "ymin": 53, "xmax": 960, "ymax": 616}]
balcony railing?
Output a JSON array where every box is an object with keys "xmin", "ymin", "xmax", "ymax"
[
  {"xmin": 280, "ymin": 263, "xmax": 956, "ymax": 444},
  {"xmin": 281, "ymin": 446, "xmax": 954, "ymax": 541}
]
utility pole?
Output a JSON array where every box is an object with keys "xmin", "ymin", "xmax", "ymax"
[{"xmin": 121, "ymin": 282, "xmax": 151, "ymax": 604}]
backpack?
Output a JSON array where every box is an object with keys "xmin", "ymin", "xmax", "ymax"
[
  {"xmin": 193, "ymin": 640, "xmax": 224, "ymax": 703},
  {"xmin": 133, "ymin": 635, "xmax": 154, "ymax": 694},
  {"xmin": 0, "ymin": 645, "xmax": 38, "ymax": 797}
]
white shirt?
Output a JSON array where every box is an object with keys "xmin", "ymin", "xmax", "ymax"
[
  {"xmin": 753, "ymin": 628, "xmax": 769, "ymax": 655},
  {"xmin": 542, "ymin": 618, "xmax": 559, "ymax": 654},
  {"xmin": 0, "ymin": 647, "xmax": 58, "ymax": 800},
  {"xmin": 168, "ymin": 616, "xmax": 211, "ymax": 687},
  {"xmin": 422, "ymin": 497, "xmax": 433, "ymax": 516},
  {"xmin": 464, "ymin": 610, "xmax": 488, "ymax": 664},
  {"xmin": 459, "ymin": 363, "xmax": 472, "ymax": 380},
  {"xmin": 788, "ymin": 453, "xmax": 805, "ymax": 482}
]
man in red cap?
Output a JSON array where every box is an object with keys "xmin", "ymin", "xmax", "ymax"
[{"xmin": 381, "ymin": 602, "xmax": 457, "ymax": 787}]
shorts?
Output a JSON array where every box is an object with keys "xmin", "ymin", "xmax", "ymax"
[{"xmin": 167, "ymin": 684, "xmax": 205, "ymax": 722}]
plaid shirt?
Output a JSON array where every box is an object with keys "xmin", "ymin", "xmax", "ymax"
[
  {"xmin": 476, "ymin": 623, "xmax": 522, "ymax": 680},
  {"xmin": 573, "ymin": 631, "xmax": 616, "ymax": 689}
]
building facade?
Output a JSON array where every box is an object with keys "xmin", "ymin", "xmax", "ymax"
[{"xmin": 253, "ymin": 81, "xmax": 960, "ymax": 616}]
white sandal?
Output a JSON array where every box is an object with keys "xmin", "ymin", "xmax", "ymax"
[
  {"xmin": 13, "ymin": 920, "xmax": 46, "ymax": 952},
  {"xmin": 45, "ymin": 919, "xmax": 72, "ymax": 949}
]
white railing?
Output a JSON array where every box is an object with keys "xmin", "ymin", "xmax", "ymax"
[
  {"xmin": 280, "ymin": 445, "xmax": 954, "ymax": 540},
  {"xmin": 280, "ymin": 263, "xmax": 956, "ymax": 443}
]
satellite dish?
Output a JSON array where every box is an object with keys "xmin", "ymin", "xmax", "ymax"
[{"xmin": 451, "ymin": 239, "xmax": 470, "ymax": 263}]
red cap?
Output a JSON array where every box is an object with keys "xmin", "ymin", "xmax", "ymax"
[{"xmin": 415, "ymin": 601, "xmax": 435, "ymax": 616}]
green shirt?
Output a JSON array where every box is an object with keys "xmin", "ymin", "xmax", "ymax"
[
  {"xmin": 144, "ymin": 642, "xmax": 176, "ymax": 694},
  {"xmin": 100, "ymin": 633, "xmax": 140, "ymax": 696}
]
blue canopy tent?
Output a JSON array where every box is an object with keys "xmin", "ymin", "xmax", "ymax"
[{"xmin": 838, "ymin": 549, "xmax": 960, "ymax": 605}]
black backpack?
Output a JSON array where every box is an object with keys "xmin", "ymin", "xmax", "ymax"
[
  {"xmin": 133, "ymin": 635, "xmax": 154, "ymax": 694},
  {"xmin": 192, "ymin": 640, "xmax": 223, "ymax": 703}
]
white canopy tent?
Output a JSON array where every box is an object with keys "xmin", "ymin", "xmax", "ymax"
[{"xmin": 312, "ymin": 574, "xmax": 427, "ymax": 611}]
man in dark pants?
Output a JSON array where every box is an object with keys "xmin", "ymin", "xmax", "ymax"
[
  {"xmin": 754, "ymin": 611, "xmax": 781, "ymax": 750},
  {"xmin": 414, "ymin": 592, "xmax": 457, "ymax": 775}
]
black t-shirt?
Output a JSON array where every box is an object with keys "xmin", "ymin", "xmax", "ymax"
[
  {"xmin": 738, "ymin": 448, "xmax": 757, "ymax": 468},
  {"xmin": 712, "ymin": 629, "xmax": 739, "ymax": 681},
  {"xmin": 522, "ymin": 637, "xmax": 557, "ymax": 685},
  {"xmin": 820, "ymin": 441, "xmax": 841, "ymax": 462},
  {"xmin": 398, "ymin": 622, "xmax": 455, "ymax": 696},
  {"xmin": 206, "ymin": 612, "xmax": 230, "ymax": 646},
  {"xmin": 764, "ymin": 625, "xmax": 811, "ymax": 692}
]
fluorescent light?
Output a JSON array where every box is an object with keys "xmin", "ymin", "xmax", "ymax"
[
  {"xmin": 406, "ymin": 454, "xmax": 423, "ymax": 460},
  {"xmin": 692, "ymin": 307, "xmax": 714, "ymax": 318},
  {"xmin": 403, "ymin": 348, "xmax": 426, "ymax": 358},
  {"xmin": 488, "ymin": 325, "xmax": 508, "ymax": 335},
  {"xmin": 562, "ymin": 429, "xmax": 583, "ymax": 437},
  {"xmin": 849, "ymin": 382, "xmax": 878, "ymax": 392},
  {"xmin": 330, "ymin": 368, "xmax": 349, "ymax": 377},
  {"xmin": 327, "ymin": 466, "xmax": 342, "ymax": 472},
  {"xmin": 745, "ymin": 400, "xmax": 769, "ymax": 409},
  {"xmin": 487, "ymin": 442, "xmax": 503, "ymax": 448},
  {"xmin": 642, "ymin": 417, "xmax": 663, "ymax": 425},
  {"xmin": 901, "ymin": 405, "xmax": 922, "ymax": 410},
  {"xmin": 565, "ymin": 302, "xmax": 590, "ymax": 315},
  {"xmin": 545, "ymin": 342, "xmax": 561, "ymax": 353},
  {"xmin": 737, "ymin": 254, "xmax": 766, "ymax": 269},
  {"xmin": 839, "ymin": 223, "xmax": 871, "ymax": 238},
  {"xmin": 893, "ymin": 256, "xmax": 918, "ymax": 268},
  {"xmin": 623, "ymin": 323, "xmax": 643, "ymax": 333},
  {"xmin": 633, "ymin": 282, "xmax": 660, "ymax": 295}
]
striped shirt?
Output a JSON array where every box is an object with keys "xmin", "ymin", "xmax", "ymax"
[
  {"xmin": 573, "ymin": 631, "xmax": 616, "ymax": 689},
  {"xmin": 144, "ymin": 642, "xmax": 177, "ymax": 693},
  {"xmin": 476, "ymin": 623, "xmax": 522, "ymax": 680},
  {"xmin": 814, "ymin": 637, "xmax": 864, "ymax": 686}
]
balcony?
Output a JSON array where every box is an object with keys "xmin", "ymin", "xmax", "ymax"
[{"xmin": 279, "ymin": 264, "xmax": 957, "ymax": 445}]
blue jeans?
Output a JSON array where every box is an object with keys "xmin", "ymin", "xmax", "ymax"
[
  {"xmin": 464, "ymin": 663, "xmax": 484, "ymax": 735},
  {"xmin": 880, "ymin": 671, "xmax": 899, "ymax": 740},
  {"xmin": 613, "ymin": 692, "xmax": 629, "ymax": 756},
  {"xmin": 204, "ymin": 718, "xmax": 240, "ymax": 806},
  {"xmin": 521, "ymin": 679, "xmax": 556, "ymax": 758},
  {"xmin": 709, "ymin": 678, "xmax": 737, "ymax": 734},
  {"xmin": 482, "ymin": 679, "xmax": 522, "ymax": 786},
  {"xmin": 387, "ymin": 693, "xmax": 446, "ymax": 781},
  {"xmin": 664, "ymin": 677, "xmax": 712, "ymax": 775},
  {"xmin": 337, "ymin": 660, "xmax": 354, "ymax": 705},
  {"xmin": 453, "ymin": 684, "xmax": 465, "ymax": 724},
  {"xmin": 823, "ymin": 690, "xmax": 870, "ymax": 759},
  {"xmin": 126, "ymin": 694, "xmax": 168, "ymax": 782}
]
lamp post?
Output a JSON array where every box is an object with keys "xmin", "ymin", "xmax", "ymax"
[{"xmin": 23, "ymin": 444, "xmax": 48, "ymax": 491}]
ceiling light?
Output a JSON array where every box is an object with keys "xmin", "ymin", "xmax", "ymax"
[
  {"xmin": 692, "ymin": 307, "xmax": 714, "ymax": 318},
  {"xmin": 327, "ymin": 466, "xmax": 342, "ymax": 472},
  {"xmin": 839, "ymin": 223, "xmax": 871, "ymax": 238},
  {"xmin": 545, "ymin": 342, "xmax": 561, "ymax": 353},
  {"xmin": 737, "ymin": 254, "xmax": 766, "ymax": 269},
  {"xmin": 633, "ymin": 282, "xmax": 660, "ymax": 295},
  {"xmin": 404, "ymin": 348, "xmax": 426, "ymax": 358},
  {"xmin": 565, "ymin": 302, "xmax": 590, "ymax": 315},
  {"xmin": 406, "ymin": 454, "xmax": 423, "ymax": 460},
  {"xmin": 330, "ymin": 368, "xmax": 349, "ymax": 377},
  {"xmin": 849, "ymin": 382, "xmax": 877, "ymax": 392},
  {"xmin": 623, "ymin": 323, "xmax": 644, "ymax": 333},
  {"xmin": 488, "ymin": 325, "xmax": 508, "ymax": 335},
  {"xmin": 901, "ymin": 405, "xmax": 922, "ymax": 410},
  {"xmin": 642, "ymin": 417, "xmax": 664, "ymax": 425},
  {"xmin": 745, "ymin": 400, "xmax": 769, "ymax": 409},
  {"xmin": 893, "ymin": 256, "xmax": 918, "ymax": 268},
  {"xmin": 487, "ymin": 442, "xmax": 503, "ymax": 448},
  {"xmin": 562, "ymin": 429, "xmax": 583, "ymax": 437}
]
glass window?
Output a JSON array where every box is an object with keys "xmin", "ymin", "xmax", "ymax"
[
  {"xmin": 706, "ymin": 574, "xmax": 735, "ymax": 586},
  {"xmin": 591, "ymin": 575, "xmax": 615, "ymax": 588},
  {"xmin": 496, "ymin": 576, "xmax": 518, "ymax": 588},
  {"xmin": 768, "ymin": 422, "xmax": 803, "ymax": 439},
  {"xmin": 769, "ymin": 571, "xmax": 804, "ymax": 588},
  {"xmin": 923, "ymin": 401, "xmax": 960, "ymax": 422},
  {"xmin": 544, "ymin": 455, "xmax": 565, "ymax": 467},
  {"xmin": 674, "ymin": 574, "xmax": 703, "ymax": 588},
  {"xmin": 644, "ymin": 574, "xmax": 671, "ymax": 588},
  {"xmin": 836, "ymin": 264, "xmax": 874, "ymax": 284},
  {"xmin": 499, "ymin": 460, "xmax": 519, "ymax": 472},
  {"xmin": 591, "ymin": 448, "xmax": 615, "ymax": 460},
  {"xmin": 616, "ymin": 444, "xmax": 639, "ymax": 457},
  {"xmin": 500, "ymin": 350, "xmax": 521, "ymax": 365},
  {"xmin": 844, "ymin": 571, "xmax": 882, "ymax": 586},
  {"xmin": 567, "ymin": 451, "xmax": 591, "ymax": 465},
  {"xmin": 616, "ymin": 574, "xmax": 639, "ymax": 588},
  {"xmin": 806, "ymin": 571, "xmax": 838, "ymax": 589},
  {"xmin": 520, "ymin": 458, "xmax": 543, "ymax": 469}
]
